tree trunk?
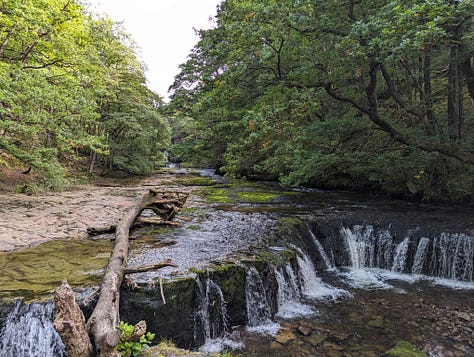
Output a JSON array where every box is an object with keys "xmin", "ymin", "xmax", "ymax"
[
  {"xmin": 54, "ymin": 280, "xmax": 93, "ymax": 357},
  {"xmin": 85, "ymin": 189, "xmax": 188, "ymax": 356},
  {"xmin": 447, "ymin": 30, "xmax": 465, "ymax": 142}
]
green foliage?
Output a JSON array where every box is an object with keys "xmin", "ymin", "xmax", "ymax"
[
  {"xmin": 0, "ymin": 0, "xmax": 170, "ymax": 188},
  {"xmin": 168, "ymin": 0, "xmax": 474, "ymax": 203},
  {"xmin": 117, "ymin": 321, "xmax": 155, "ymax": 357}
]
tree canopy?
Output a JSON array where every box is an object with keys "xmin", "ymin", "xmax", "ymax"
[
  {"xmin": 169, "ymin": 0, "xmax": 474, "ymax": 202},
  {"xmin": 0, "ymin": 0, "xmax": 169, "ymax": 190}
]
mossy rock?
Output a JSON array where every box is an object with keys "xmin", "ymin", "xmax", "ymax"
[
  {"xmin": 382, "ymin": 341, "xmax": 427, "ymax": 357},
  {"xmin": 173, "ymin": 176, "xmax": 218, "ymax": 187}
]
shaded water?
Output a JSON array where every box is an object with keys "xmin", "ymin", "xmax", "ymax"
[{"xmin": 0, "ymin": 238, "xmax": 112, "ymax": 300}]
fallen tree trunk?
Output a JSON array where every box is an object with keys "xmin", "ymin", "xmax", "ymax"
[{"xmin": 83, "ymin": 189, "xmax": 187, "ymax": 356}]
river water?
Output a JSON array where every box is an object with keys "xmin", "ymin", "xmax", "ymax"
[{"xmin": 0, "ymin": 169, "xmax": 473, "ymax": 356}]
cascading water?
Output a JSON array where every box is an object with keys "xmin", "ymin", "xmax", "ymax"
[
  {"xmin": 305, "ymin": 224, "xmax": 334, "ymax": 269},
  {"xmin": 391, "ymin": 237, "xmax": 410, "ymax": 272},
  {"xmin": 338, "ymin": 224, "xmax": 474, "ymax": 283},
  {"xmin": 245, "ymin": 267, "xmax": 272, "ymax": 327},
  {"xmin": 430, "ymin": 233, "xmax": 473, "ymax": 281},
  {"xmin": 194, "ymin": 277, "xmax": 242, "ymax": 353},
  {"xmin": 412, "ymin": 237, "xmax": 430, "ymax": 274},
  {"xmin": 0, "ymin": 300, "xmax": 66, "ymax": 357},
  {"xmin": 274, "ymin": 264, "xmax": 314, "ymax": 318},
  {"xmin": 245, "ymin": 267, "xmax": 279, "ymax": 335},
  {"xmin": 195, "ymin": 277, "xmax": 228, "ymax": 342},
  {"xmin": 295, "ymin": 247, "xmax": 350, "ymax": 301}
]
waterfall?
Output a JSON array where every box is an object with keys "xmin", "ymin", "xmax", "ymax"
[
  {"xmin": 245, "ymin": 267, "xmax": 279, "ymax": 335},
  {"xmin": 195, "ymin": 277, "xmax": 228, "ymax": 342},
  {"xmin": 339, "ymin": 225, "xmax": 474, "ymax": 282},
  {"xmin": 274, "ymin": 264, "xmax": 314, "ymax": 318},
  {"xmin": 305, "ymin": 224, "xmax": 334, "ymax": 269},
  {"xmin": 412, "ymin": 238, "xmax": 430, "ymax": 274},
  {"xmin": 245, "ymin": 267, "xmax": 272, "ymax": 327},
  {"xmin": 430, "ymin": 233, "xmax": 473, "ymax": 281},
  {"xmin": 391, "ymin": 237, "xmax": 410, "ymax": 272},
  {"xmin": 341, "ymin": 225, "xmax": 375, "ymax": 269},
  {"xmin": 295, "ymin": 248, "xmax": 350, "ymax": 301},
  {"xmin": 0, "ymin": 300, "xmax": 66, "ymax": 357},
  {"xmin": 341, "ymin": 225, "xmax": 396, "ymax": 270},
  {"xmin": 194, "ymin": 277, "xmax": 242, "ymax": 353}
]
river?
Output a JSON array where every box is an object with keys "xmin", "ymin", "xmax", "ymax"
[{"xmin": 0, "ymin": 168, "xmax": 473, "ymax": 356}]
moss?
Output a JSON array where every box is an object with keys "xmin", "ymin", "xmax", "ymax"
[
  {"xmin": 173, "ymin": 176, "xmax": 218, "ymax": 187},
  {"xmin": 237, "ymin": 191, "xmax": 279, "ymax": 203},
  {"xmin": 383, "ymin": 341, "xmax": 427, "ymax": 357},
  {"xmin": 142, "ymin": 340, "xmax": 240, "ymax": 356},
  {"xmin": 200, "ymin": 187, "xmax": 231, "ymax": 203}
]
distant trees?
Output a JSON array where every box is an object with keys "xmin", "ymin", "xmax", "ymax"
[
  {"xmin": 169, "ymin": 0, "xmax": 474, "ymax": 202},
  {"xmin": 0, "ymin": 0, "xmax": 169, "ymax": 190}
]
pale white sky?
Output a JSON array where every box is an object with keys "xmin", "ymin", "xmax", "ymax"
[{"xmin": 87, "ymin": 0, "xmax": 221, "ymax": 100}]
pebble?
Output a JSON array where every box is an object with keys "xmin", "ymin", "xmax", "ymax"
[
  {"xmin": 274, "ymin": 329, "xmax": 297, "ymax": 345},
  {"xmin": 458, "ymin": 312, "xmax": 471, "ymax": 322}
]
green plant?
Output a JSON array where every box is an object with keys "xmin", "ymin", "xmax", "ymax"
[{"xmin": 117, "ymin": 321, "xmax": 155, "ymax": 357}]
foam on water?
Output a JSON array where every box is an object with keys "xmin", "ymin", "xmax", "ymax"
[
  {"xmin": 274, "ymin": 265, "xmax": 316, "ymax": 318},
  {"xmin": 339, "ymin": 268, "xmax": 394, "ymax": 290},
  {"xmin": 199, "ymin": 338, "xmax": 244, "ymax": 354},
  {"xmin": 246, "ymin": 322, "xmax": 281, "ymax": 336},
  {"xmin": 296, "ymin": 249, "xmax": 351, "ymax": 301}
]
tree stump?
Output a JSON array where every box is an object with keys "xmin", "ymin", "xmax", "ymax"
[{"xmin": 54, "ymin": 280, "xmax": 93, "ymax": 357}]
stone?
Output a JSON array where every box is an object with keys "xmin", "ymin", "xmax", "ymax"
[
  {"xmin": 368, "ymin": 315, "xmax": 384, "ymax": 328},
  {"xmin": 274, "ymin": 328, "xmax": 296, "ymax": 345},
  {"xmin": 458, "ymin": 312, "xmax": 471, "ymax": 322},
  {"xmin": 324, "ymin": 341, "xmax": 344, "ymax": 351},
  {"xmin": 307, "ymin": 333, "xmax": 327, "ymax": 346},
  {"xmin": 297, "ymin": 325, "xmax": 312, "ymax": 336}
]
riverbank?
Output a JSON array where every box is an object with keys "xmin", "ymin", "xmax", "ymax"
[{"xmin": 0, "ymin": 171, "xmax": 197, "ymax": 253}]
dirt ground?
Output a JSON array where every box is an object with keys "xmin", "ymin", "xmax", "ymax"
[{"xmin": 0, "ymin": 171, "xmax": 192, "ymax": 253}]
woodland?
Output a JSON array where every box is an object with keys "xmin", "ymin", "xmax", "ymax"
[{"xmin": 1, "ymin": 0, "xmax": 474, "ymax": 203}]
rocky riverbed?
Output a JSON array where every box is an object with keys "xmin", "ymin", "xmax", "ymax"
[{"xmin": 0, "ymin": 171, "xmax": 197, "ymax": 253}]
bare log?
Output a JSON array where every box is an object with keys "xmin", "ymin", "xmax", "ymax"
[
  {"xmin": 135, "ymin": 216, "xmax": 181, "ymax": 226},
  {"xmin": 54, "ymin": 280, "xmax": 93, "ymax": 357},
  {"xmin": 123, "ymin": 259, "xmax": 177, "ymax": 275},
  {"xmin": 86, "ymin": 189, "xmax": 188, "ymax": 357},
  {"xmin": 87, "ymin": 225, "xmax": 116, "ymax": 236}
]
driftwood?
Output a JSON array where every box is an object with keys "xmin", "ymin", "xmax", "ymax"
[
  {"xmin": 54, "ymin": 280, "xmax": 93, "ymax": 357},
  {"xmin": 87, "ymin": 191, "xmax": 188, "ymax": 237},
  {"xmin": 55, "ymin": 189, "xmax": 187, "ymax": 357}
]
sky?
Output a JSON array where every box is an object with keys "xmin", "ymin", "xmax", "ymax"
[{"xmin": 87, "ymin": 0, "xmax": 221, "ymax": 100}]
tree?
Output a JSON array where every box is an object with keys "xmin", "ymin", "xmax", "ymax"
[
  {"xmin": 169, "ymin": 0, "xmax": 474, "ymax": 202},
  {"xmin": 0, "ymin": 0, "xmax": 170, "ymax": 188}
]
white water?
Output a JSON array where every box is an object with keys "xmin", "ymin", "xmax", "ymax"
[
  {"xmin": 274, "ymin": 264, "xmax": 315, "ymax": 318},
  {"xmin": 0, "ymin": 300, "xmax": 66, "ymax": 357},
  {"xmin": 339, "ymin": 225, "xmax": 474, "ymax": 284},
  {"xmin": 412, "ymin": 237, "xmax": 430, "ymax": 274},
  {"xmin": 200, "ymin": 338, "xmax": 244, "ymax": 354},
  {"xmin": 245, "ymin": 267, "xmax": 280, "ymax": 335},
  {"xmin": 195, "ymin": 277, "xmax": 229, "ymax": 342},
  {"xmin": 305, "ymin": 224, "xmax": 335, "ymax": 269},
  {"xmin": 391, "ymin": 237, "xmax": 410, "ymax": 272},
  {"xmin": 431, "ymin": 233, "xmax": 473, "ymax": 281},
  {"xmin": 295, "ymin": 248, "xmax": 351, "ymax": 301}
]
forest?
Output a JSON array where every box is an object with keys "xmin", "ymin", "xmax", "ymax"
[
  {"xmin": 0, "ymin": 0, "xmax": 170, "ymax": 190},
  {"xmin": 1, "ymin": 0, "xmax": 473, "ymax": 203},
  {"xmin": 168, "ymin": 0, "xmax": 474, "ymax": 203}
]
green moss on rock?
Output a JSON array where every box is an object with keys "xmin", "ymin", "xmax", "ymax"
[{"xmin": 383, "ymin": 341, "xmax": 427, "ymax": 357}]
